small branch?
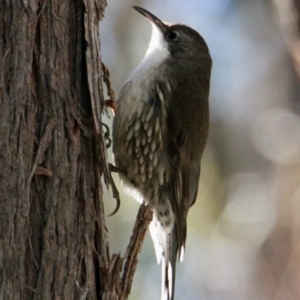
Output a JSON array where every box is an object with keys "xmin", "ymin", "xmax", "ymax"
[
  {"xmin": 105, "ymin": 204, "xmax": 152, "ymax": 299},
  {"xmin": 121, "ymin": 204, "xmax": 153, "ymax": 297}
]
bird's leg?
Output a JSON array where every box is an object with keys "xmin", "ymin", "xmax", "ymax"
[
  {"xmin": 107, "ymin": 163, "xmax": 128, "ymax": 216},
  {"xmin": 102, "ymin": 62, "xmax": 117, "ymax": 114},
  {"xmin": 107, "ymin": 177, "xmax": 120, "ymax": 216},
  {"xmin": 101, "ymin": 122, "xmax": 112, "ymax": 149},
  {"xmin": 109, "ymin": 163, "xmax": 127, "ymax": 177}
]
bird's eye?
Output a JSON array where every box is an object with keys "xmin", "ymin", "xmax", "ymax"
[{"xmin": 168, "ymin": 31, "xmax": 178, "ymax": 40}]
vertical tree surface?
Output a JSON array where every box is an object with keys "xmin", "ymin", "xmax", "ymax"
[{"xmin": 0, "ymin": 1, "xmax": 150, "ymax": 299}]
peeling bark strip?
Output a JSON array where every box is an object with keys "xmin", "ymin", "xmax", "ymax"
[
  {"xmin": 82, "ymin": 0, "xmax": 111, "ymax": 188},
  {"xmin": 0, "ymin": 1, "xmax": 152, "ymax": 299},
  {"xmin": 28, "ymin": 118, "xmax": 57, "ymax": 181},
  {"xmin": 83, "ymin": 0, "xmax": 104, "ymax": 135}
]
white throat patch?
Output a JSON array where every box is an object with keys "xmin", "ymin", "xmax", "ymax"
[
  {"xmin": 146, "ymin": 23, "xmax": 168, "ymax": 57},
  {"xmin": 129, "ymin": 24, "xmax": 169, "ymax": 81}
]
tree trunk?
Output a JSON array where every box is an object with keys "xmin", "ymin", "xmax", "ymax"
[
  {"xmin": 0, "ymin": 0, "xmax": 113, "ymax": 299},
  {"xmin": 0, "ymin": 1, "xmax": 152, "ymax": 299}
]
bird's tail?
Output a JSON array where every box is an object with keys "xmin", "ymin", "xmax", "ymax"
[
  {"xmin": 161, "ymin": 229, "xmax": 177, "ymax": 300},
  {"xmin": 150, "ymin": 214, "xmax": 178, "ymax": 300}
]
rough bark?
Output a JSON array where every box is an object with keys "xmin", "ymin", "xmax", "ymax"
[{"xmin": 0, "ymin": 1, "xmax": 150, "ymax": 299}]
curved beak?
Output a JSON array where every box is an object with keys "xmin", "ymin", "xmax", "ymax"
[{"xmin": 133, "ymin": 6, "xmax": 167, "ymax": 34}]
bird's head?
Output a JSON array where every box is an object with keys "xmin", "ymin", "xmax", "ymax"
[{"xmin": 133, "ymin": 6, "xmax": 211, "ymax": 62}]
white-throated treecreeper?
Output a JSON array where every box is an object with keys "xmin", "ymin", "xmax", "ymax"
[{"xmin": 112, "ymin": 6, "xmax": 212, "ymax": 300}]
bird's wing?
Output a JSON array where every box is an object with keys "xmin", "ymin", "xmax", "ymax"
[
  {"xmin": 166, "ymin": 72, "xmax": 209, "ymax": 255},
  {"xmin": 157, "ymin": 74, "xmax": 208, "ymax": 299}
]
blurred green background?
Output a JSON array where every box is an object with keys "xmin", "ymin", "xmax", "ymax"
[{"xmin": 101, "ymin": 0, "xmax": 300, "ymax": 299}]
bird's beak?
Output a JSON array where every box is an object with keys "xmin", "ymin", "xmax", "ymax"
[{"xmin": 133, "ymin": 6, "xmax": 167, "ymax": 34}]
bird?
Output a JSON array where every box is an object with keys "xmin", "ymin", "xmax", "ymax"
[{"xmin": 112, "ymin": 6, "xmax": 212, "ymax": 300}]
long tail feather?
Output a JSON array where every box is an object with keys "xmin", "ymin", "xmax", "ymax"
[
  {"xmin": 150, "ymin": 215, "xmax": 178, "ymax": 300},
  {"xmin": 161, "ymin": 229, "xmax": 177, "ymax": 300}
]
